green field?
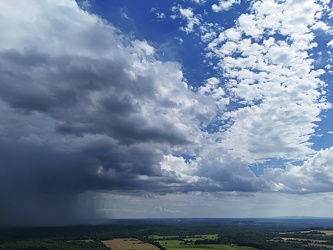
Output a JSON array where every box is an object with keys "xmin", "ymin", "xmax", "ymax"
[
  {"xmin": 155, "ymin": 234, "xmax": 257, "ymax": 250},
  {"xmin": 158, "ymin": 240, "xmax": 258, "ymax": 250}
]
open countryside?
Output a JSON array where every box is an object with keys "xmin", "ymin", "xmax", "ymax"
[
  {"xmin": 102, "ymin": 237, "xmax": 257, "ymax": 250},
  {"xmin": 150, "ymin": 234, "xmax": 257, "ymax": 250},
  {"xmin": 273, "ymin": 230, "xmax": 333, "ymax": 249},
  {"xmin": 2, "ymin": 218, "xmax": 333, "ymax": 250},
  {"xmin": 102, "ymin": 228, "xmax": 333, "ymax": 250},
  {"xmin": 157, "ymin": 240, "xmax": 257, "ymax": 250}
]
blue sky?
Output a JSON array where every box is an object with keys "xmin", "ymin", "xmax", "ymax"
[{"xmin": 0, "ymin": 0, "xmax": 333, "ymax": 226}]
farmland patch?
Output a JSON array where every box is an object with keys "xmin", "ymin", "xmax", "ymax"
[{"xmin": 102, "ymin": 238, "xmax": 159, "ymax": 250}]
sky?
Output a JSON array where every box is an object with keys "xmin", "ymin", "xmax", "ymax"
[{"xmin": 0, "ymin": 0, "xmax": 333, "ymax": 226}]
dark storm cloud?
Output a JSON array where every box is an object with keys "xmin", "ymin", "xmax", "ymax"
[
  {"xmin": 0, "ymin": 46, "xmax": 199, "ymax": 226},
  {"xmin": 196, "ymin": 156, "xmax": 267, "ymax": 193},
  {"xmin": 0, "ymin": 51, "xmax": 123, "ymax": 113},
  {"xmin": 0, "ymin": 50, "xmax": 54, "ymax": 112},
  {"xmin": 0, "ymin": 138, "xmax": 188, "ymax": 226},
  {"xmin": 0, "ymin": 49, "xmax": 50, "ymax": 68},
  {"xmin": 0, "ymin": 0, "xmax": 219, "ymax": 226},
  {"xmin": 0, "ymin": 142, "xmax": 94, "ymax": 226},
  {"xmin": 0, "ymin": 48, "xmax": 189, "ymax": 144},
  {"xmin": 0, "ymin": 48, "xmax": 189, "ymax": 162}
]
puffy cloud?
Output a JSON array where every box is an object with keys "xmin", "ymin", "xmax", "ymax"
[
  {"xmin": 171, "ymin": 5, "xmax": 201, "ymax": 33},
  {"xmin": 328, "ymin": 40, "xmax": 333, "ymax": 48},
  {"xmin": 212, "ymin": 0, "xmax": 240, "ymax": 12},
  {"xmin": 192, "ymin": 0, "xmax": 206, "ymax": 4},
  {"xmin": 264, "ymin": 147, "xmax": 333, "ymax": 193},
  {"xmin": 204, "ymin": 0, "xmax": 331, "ymax": 162}
]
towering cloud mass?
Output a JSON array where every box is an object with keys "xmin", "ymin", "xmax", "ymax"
[
  {"xmin": 0, "ymin": 0, "xmax": 332, "ymax": 225},
  {"xmin": 0, "ymin": 0, "xmax": 215, "ymax": 226}
]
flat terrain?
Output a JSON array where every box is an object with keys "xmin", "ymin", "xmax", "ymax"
[
  {"xmin": 281, "ymin": 237, "xmax": 328, "ymax": 243},
  {"xmin": 154, "ymin": 234, "xmax": 255, "ymax": 250},
  {"xmin": 158, "ymin": 240, "xmax": 257, "ymax": 250},
  {"xmin": 322, "ymin": 230, "xmax": 333, "ymax": 236},
  {"xmin": 277, "ymin": 230, "xmax": 333, "ymax": 249},
  {"xmin": 102, "ymin": 238, "xmax": 159, "ymax": 250},
  {"xmin": 2, "ymin": 218, "xmax": 333, "ymax": 250}
]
